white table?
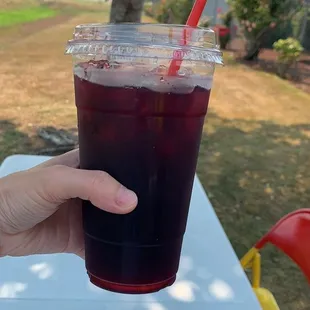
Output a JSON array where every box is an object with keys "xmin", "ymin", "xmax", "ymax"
[{"xmin": 0, "ymin": 155, "xmax": 261, "ymax": 310}]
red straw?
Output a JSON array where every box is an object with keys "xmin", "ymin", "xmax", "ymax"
[
  {"xmin": 187, "ymin": 0, "xmax": 208, "ymax": 27},
  {"xmin": 168, "ymin": 0, "xmax": 207, "ymax": 76}
]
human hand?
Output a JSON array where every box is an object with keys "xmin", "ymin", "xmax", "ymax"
[{"xmin": 0, "ymin": 149, "xmax": 138, "ymax": 258}]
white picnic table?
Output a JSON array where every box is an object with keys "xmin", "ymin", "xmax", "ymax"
[{"xmin": 0, "ymin": 155, "xmax": 261, "ymax": 310}]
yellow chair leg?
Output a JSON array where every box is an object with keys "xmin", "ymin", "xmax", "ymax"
[
  {"xmin": 240, "ymin": 248, "xmax": 280, "ymax": 310},
  {"xmin": 240, "ymin": 247, "xmax": 258, "ymax": 269},
  {"xmin": 254, "ymin": 288, "xmax": 280, "ymax": 310},
  {"xmin": 252, "ymin": 252, "xmax": 261, "ymax": 288}
]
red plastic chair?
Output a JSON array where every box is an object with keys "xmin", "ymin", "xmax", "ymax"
[
  {"xmin": 255, "ymin": 208, "xmax": 310, "ymax": 283},
  {"xmin": 240, "ymin": 209, "xmax": 310, "ymax": 309}
]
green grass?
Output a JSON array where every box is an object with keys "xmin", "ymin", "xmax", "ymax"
[{"xmin": 0, "ymin": 6, "xmax": 57, "ymax": 27}]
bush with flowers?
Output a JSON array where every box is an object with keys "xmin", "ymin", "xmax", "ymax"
[
  {"xmin": 273, "ymin": 37, "xmax": 304, "ymax": 78},
  {"xmin": 213, "ymin": 24, "xmax": 230, "ymax": 49},
  {"xmin": 213, "ymin": 10, "xmax": 233, "ymax": 49}
]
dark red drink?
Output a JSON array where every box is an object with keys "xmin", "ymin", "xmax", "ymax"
[
  {"xmin": 67, "ymin": 22, "xmax": 222, "ymax": 295},
  {"xmin": 74, "ymin": 64, "xmax": 211, "ymax": 294}
]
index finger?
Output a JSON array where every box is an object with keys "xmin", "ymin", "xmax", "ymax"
[{"xmin": 33, "ymin": 149, "xmax": 80, "ymax": 169}]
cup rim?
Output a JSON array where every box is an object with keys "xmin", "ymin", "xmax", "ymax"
[{"xmin": 66, "ymin": 23, "xmax": 223, "ymax": 65}]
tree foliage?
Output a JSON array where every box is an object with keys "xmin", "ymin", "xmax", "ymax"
[
  {"xmin": 110, "ymin": 0, "xmax": 145, "ymax": 23},
  {"xmin": 157, "ymin": 0, "xmax": 193, "ymax": 25},
  {"xmin": 228, "ymin": 0, "xmax": 304, "ymax": 60}
]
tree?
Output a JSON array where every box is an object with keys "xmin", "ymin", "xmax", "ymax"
[
  {"xmin": 292, "ymin": 2, "xmax": 310, "ymax": 47},
  {"xmin": 157, "ymin": 0, "xmax": 193, "ymax": 25},
  {"xmin": 228, "ymin": 0, "xmax": 304, "ymax": 60},
  {"xmin": 110, "ymin": 0, "xmax": 145, "ymax": 23}
]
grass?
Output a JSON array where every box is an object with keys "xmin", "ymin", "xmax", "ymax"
[
  {"xmin": 197, "ymin": 58, "xmax": 310, "ymax": 309},
  {"xmin": 0, "ymin": 7, "xmax": 57, "ymax": 27},
  {"xmin": 0, "ymin": 2, "xmax": 310, "ymax": 309}
]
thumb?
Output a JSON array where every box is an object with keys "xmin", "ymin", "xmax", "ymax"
[
  {"xmin": 43, "ymin": 165, "xmax": 138, "ymax": 214},
  {"xmin": 0, "ymin": 165, "xmax": 138, "ymax": 234}
]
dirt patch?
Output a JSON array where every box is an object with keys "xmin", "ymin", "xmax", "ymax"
[
  {"xmin": 13, "ymin": 14, "xmax": 71, "ymax": 36},
  {"xmin": 229, "ymin": 38, "xmax": 310, "ymax": 94}
]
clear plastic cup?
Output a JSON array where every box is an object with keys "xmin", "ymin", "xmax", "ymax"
[{"xmin": 66, "ymin": 23, "xmax": 222, "ymax": 294}]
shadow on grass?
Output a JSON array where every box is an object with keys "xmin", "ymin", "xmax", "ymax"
[
  {"xmin": 198, "ymin": 111, "xmax": 310, "ymax": 309},
  {"xmin": 0, "ymin": 120, "xmax": 77, "ymax": 162},
  {"xmin": 0, "ymin": 120, "xmax": 36, "ymax": 162},
  {"xmin": 1, "ymin": 114, "xmax": 310, "ymax": 308}
]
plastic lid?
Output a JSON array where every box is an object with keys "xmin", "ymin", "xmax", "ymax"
[{"xmin": 65, "ymin": 23, "xmax": 223, "ymax": 65}]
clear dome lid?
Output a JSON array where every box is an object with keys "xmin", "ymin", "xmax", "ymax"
[{"xmin": 65, "ymin": 23, "xmax": 223, "ymax": 65}]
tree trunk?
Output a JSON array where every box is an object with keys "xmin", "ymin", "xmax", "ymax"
[
  {"xmin": 243, "ymin": 28, "xmax": 270, "ymax": 61},
  {"xmin": 244, "ymin": 46, "xmax": 261, "ymax": 61},
  {"xmin": 299, "ymin": 8, "xmax": 308, "ymax": 46},
  {"xmin": 243, "ymin": 38, "xmax": 261, "ymax": 60},
  {"xmin": 110, "ymin": 0, "xmax": 145, "ymax": 23},
  {"xmin": 276, "ymin": 62, "xmax": 292, "ymax": 79}
]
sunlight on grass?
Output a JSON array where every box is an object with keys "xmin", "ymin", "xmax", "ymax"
[{"xmin": 0, "ymin": 7, "xmax": 57, "ymax": 27}]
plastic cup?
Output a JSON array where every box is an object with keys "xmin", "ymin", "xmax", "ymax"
[{"xmin": 66, "ymin": 23, "xmax": 222, "ymax": 294}]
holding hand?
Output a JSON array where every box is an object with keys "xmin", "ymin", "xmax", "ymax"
[{"xmin": 0, "ymin": 150, "xmax": 137, "ymax": 258}]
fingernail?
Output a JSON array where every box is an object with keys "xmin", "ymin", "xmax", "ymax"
[{"xmin": 116, "ymin": 186, "xmax": 137, "ymax": 209}]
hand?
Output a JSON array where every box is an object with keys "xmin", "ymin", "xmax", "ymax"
[{"xmin": 0, "ymin": 150, "xmax": 138, "ymax": 258}]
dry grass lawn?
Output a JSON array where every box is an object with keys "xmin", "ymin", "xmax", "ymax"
[{"xmin": 1, "ymin": 1, "xmax": 310, "ymax": 309}]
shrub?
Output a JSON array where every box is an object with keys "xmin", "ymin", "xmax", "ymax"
[
  {"xmin": 144, "ymin": 2, "xmax": 154, "ymax": 18},
  {"xmin": 273, "ymin": 37, "xmax": 304, "ymax": 78},
  {"xmin": 214, "ymin": 25, "xmax": 231, "ymax": 49},
  {"xmin": 199, "ymin": 17, "xmax": 211, "ymax": 28},
  {"xmin": 156, "ymin": 1, "xmax": 172, "ymax": 24},
  {"xmin": 155, "ymin": 0, "xmax": 193, "ymax": 25},
  {"xmin": 220, "ymin": 10, "xmax": 233, "ymax": 28},
  {"xmin": 273, "ymin": 37, "xmax": 304, "ymax": 64},
  {"xmin": 211, "ymin": 10, "xmax": 233, "ymax": 50}
]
